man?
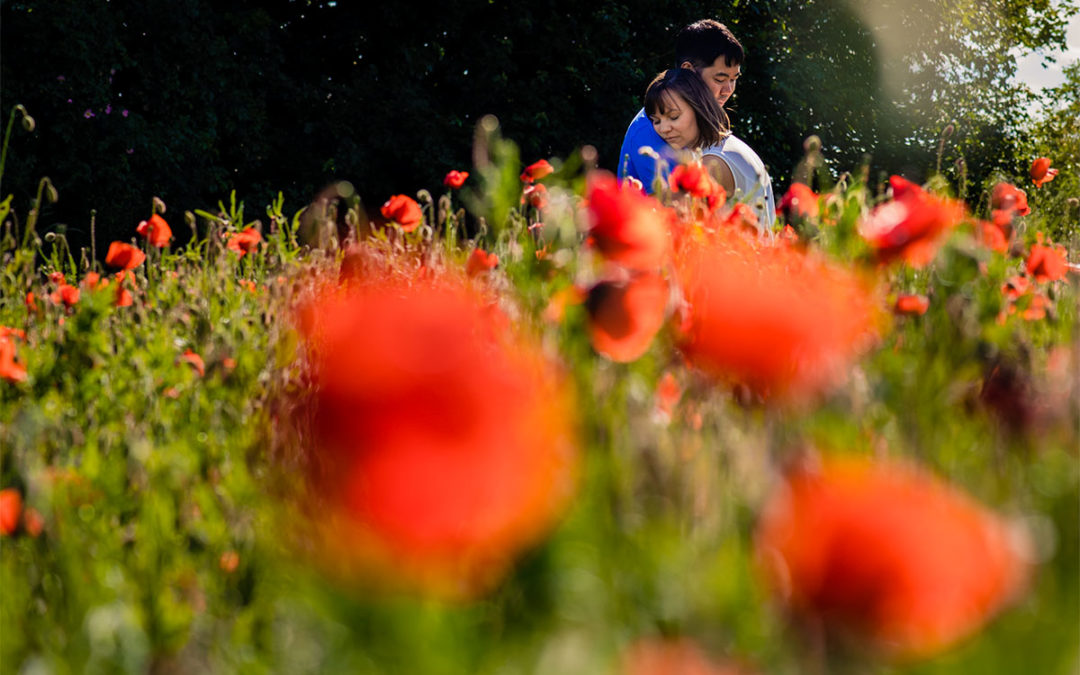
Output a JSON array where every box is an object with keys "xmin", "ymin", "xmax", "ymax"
[{"xmin": 618, "ymin": 19, "xmax": 744, "ymax": 193}]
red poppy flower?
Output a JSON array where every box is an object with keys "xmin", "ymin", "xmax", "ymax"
[
  {"xmin": 443, "ymin": 170, "xmax": 469, "ymax": 189},
  {"xmin": 977, "ymin": 221, "xmax": 1009, "ymax": 253},
  {"xmin": 1029, "ymin": 157, "xmax": 1058, "ymax": 188},
  {"xmin": 860, "ymin": 177, "xmax": 965, "ymax": 267},
  {"xmin": 105, "ymin": 241, "xmax": 146, "ymax": 270},
  {"xmin": 677, "ymin": 234, "xmax": 878, "ymax": 402},
  {"xmin": 585, "ymin": 172, "xmax": 671, "ymax": 271},
  {"xmin": 520, "ymin": 159, "xmax": 554, "ymax": 183},
  {"xmin": 524, "ymin": 183, "xmax": 548, "ymax": 209},
  {"xmin": 0, "ymin": 488, "xmax": 21, "ymax": 535},
  {"xmin": 894, "ymin": 294, "xmax": 929, "ymax": 316},
  {"xmin": 1020, "ymin": 292, "xmax": 1051, "ymax": 321},
  {"xmin": 654, "ymin": 371, "xmax": 682, "ymax": 422},
  {"xmin": 181, "ymin": 349, "xmax": 205, "ymax": 377},
  {"xmin": 466, "ymin": 248, "xmax": 498, "ymax": 277},
  {"xmin": 0, "ymin": 326, "xmax": 25, "ymax": 340},
  {"xmin": 756, "ymin": 456, "xmax": 1028, "ymax": 658},
  {"xmin": 1026, "ymin": 238, "xmax": 1068, "ymax": 282},
  {"xmin": 226, "ymin": 227, "xmax": 262, "ymax": 257},
  {"xmin": 23, "ymin": 507, "xmax": 43, "ymax": 538},
  {"xmin": 115, "ymin": 285, "xmax": 133, "ymax": 307},
  {"xmin": 26, "ymin": 292, "xmax": 37, "ymax": 312},
  {"xmin": 990, "ymin": 183, "xmax": 1031, "ymax": 217},
  {"xmin": 0, "ymin": 337, "xmax": 27, "ymax": 383},
  {"xmin": 50, "ymin": 283, "xmax": 80, "ymax": 308},
  {"xmin": 1002, "ymin": 275, "xmax": 1030, "ymax": 299},
  {"xmin": 670, "ymin": 162, "xmax": 720, "ymax": 199},
  {"xmin": 293, "ymin": 275, "xmax": 578, "ymax": 597},
  {"xmin": 777, "ymin": 182, "xmax": 820, "ymax": 221},
  {"xmin": 136, "ymin": 213, "xmax": 173, "ymax": 247},
  {"xmin": 380, "ymin": 194, "xmax": 423, "ymax": 232},
  {"xmin": 586, "ymin": 272, "xmax": 668, "ymax": 363}
]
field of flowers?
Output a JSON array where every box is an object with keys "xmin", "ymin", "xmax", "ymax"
[{"xmin": 1, "ymin": 111, "xmax": 1077, "ymax": 674}]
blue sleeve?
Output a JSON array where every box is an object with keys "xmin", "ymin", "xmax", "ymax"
[{"xmin": 617, "ymin": 109, "xmax": 674, "ymax": 194}]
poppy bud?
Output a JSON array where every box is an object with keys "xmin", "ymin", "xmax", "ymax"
[
  {"xmin": 153, "ymin": 196, "xmax": 167, "ymax": 214},
  {"xmin": 803, "ymin": 135, "xmax": 822, "ymax": 153}
]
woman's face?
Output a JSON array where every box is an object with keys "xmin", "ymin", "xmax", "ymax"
[{"xmin": 649, "ymin": 92, "xmax": 699, "ymax": 150}]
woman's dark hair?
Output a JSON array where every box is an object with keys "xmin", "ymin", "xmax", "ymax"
[
  {"xmin": 675, "ymin": 19, "xmax": 744, "ymax": 69},
  {"xmin": 644, "ymin": 69, "xmax": 730, "ymax": 150}
]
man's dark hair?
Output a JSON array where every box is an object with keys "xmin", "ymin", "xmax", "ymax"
[
  {"xmin": 644, "ymin": 69, "xmax": 729, "ymax": 149},
  {"xmin": 674, "ymin": 19, "xmax": 743, "ymax": 69}
]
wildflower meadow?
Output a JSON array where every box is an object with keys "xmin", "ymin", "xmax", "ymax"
[{"xmin": 1, "ymin": 104, "xmax": 1078, "ymax": 674}]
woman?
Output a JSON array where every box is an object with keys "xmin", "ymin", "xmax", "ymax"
[{"xmin": 644, "ymin": 68, "xmax": 776, "ymax": 226}]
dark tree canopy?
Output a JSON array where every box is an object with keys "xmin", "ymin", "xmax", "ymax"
[{"xmin": 1, "ymin": 0, "xmax": 1075, "ymax": 250}]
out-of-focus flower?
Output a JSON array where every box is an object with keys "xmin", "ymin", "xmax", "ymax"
[
  {"xmin": 50, "ymin": 283, "xmax": 80, "ymax": 308},
  {"xmin": 654, "ymin": 371, "xmax": 682, "ymax": 423},
  {"xmin": 23, "ymin": 507, "xmax": 43, "ymax": 538},
  {"xmin": 0, "ymin": 327, "xmax": 25, "ymax": 340},
  {"xmin": 443, "ymin": 170, "xmax": 469, "ymax": 189},
  {"xmin": 755, "ymin": 455, "xmax": 1028, "ymax": 658},
  {"xmin": 677, "ymin": 233, "xmax": 878, "ymax": 402},
  {"xmin": 226, "ymin": 227, "xmax": 262, "ymax": 257},
  {"xmin": 524, "ymin": 183, "xmax": 548, "ymax": 209},
  {"xmin": 1026, "ymin": 237, "xmax": 1068, "ymax": 283},
  {"xmin": 894, "ymin": 294, "xmax": 929, "ymax": 316},
  {"xmin": 1020, "ymin": 292, "xmax": 1052, "ymax": 321},
  {"xmin": 670, "ymin": 162, "xmax": 721, "ymax": 199},
  {"xmin": 586, "ymin": 172, "xmax": 670, "ymax": 271},
  {"xmin": 292, "ymin": 274, "xmax": 578, "ymax": 598},
  {"xmin": 105, "ymin": 242, "xmax": 146, "ymax": 270},
  {"xmin": 990, "ymin": 183, "xmax": 1031, "ymax": 228},
  {"xmin": 26, "ymin": 292, "xmax": 38, "ymax": 312},
  {"xmin": 0, "ymin": 337, "xmax": 28, "ymax": 383},
  {"xmin": 586, "ymin": 272, "xmax": 668, "ymax": 363},
  {"xmin": 977, "ymin": 220, "xmax": 1009, "ymax": 253},
  {"xmin": 466, "ymin": 248, "xmax": 498, "ymax": 277},
  {"xmin": 1002, "ymin": 275, "xmax": 1030, "ymax": 299},
  {"xmin": 380, "ymin": 195, "xmax": 423, "ymax": 232},
  {"xmin": 181, "ymin": 349, "xmax": 205, "ymax": 377},
  {"xmin": 520, "ymin": 159, "xmax": 554, "ymax": 183},
  {"xmin": 115, "ymin": 285, "xmax": 133, "ymax": 307},
  {"xmin": 219, "ymin": 551, "xmax": 240, "ymax": 573},
  {"xmin": 136, "ymin": 213, "xmax": 173, "ymax": 248},
  {"xmin": 0, "ymin": 489, "xmax": 21, "ymax": 535},
  {"xmin": 622, "ymin": 638, "xmax": 750, "ymax": 675},
  {"xmin": 777, "ymin": 182, "xmax": 820, "ymax": 221},
  {"xmin": 48, "ymin": 271, "xmax": 66, "ymax": 285},
  {"xmin": 1029, "ymin": 157, "xmax": 1058, "ymax": 188},
  {"xmin": 860, "ymin": 176, "xmax": 965, "ymax": 267}
]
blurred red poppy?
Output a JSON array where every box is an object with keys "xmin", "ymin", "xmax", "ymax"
[
  {"xmin": 520, "ymin": 159, "xmax": 554, "ymax": 183},
  {"xmin": 50, "ymin": 283, "xmax": 80, "ymax": 308},
  {"xmin": 380, "ymin": 194, "xmax": 423, "ymax": 232},
  {"xmin": 894, "ymin": 294, "xmax": 929, "ymax": 316},
  {"xmin": 23, "ymin": 507, "xmax": 43, "ymax": 538},
  {"xmin": 226, "ymin": 227, "xmax": 262, "ymax": 257},
  {"xmin": 0, "ymin": 337, "xmax": 27, "ymax": 383},
  {"xmin": 524, "ymin": 183, "xmax": 548, "ymax": 209},
  {"xmin": 654, "ymin": 371, "xmax": 682, "ymax": 422},
  {"xmin": 586, "ymin": 272, "xmax": 668, "ymax": 362},
  {"xmin": 25, "ymin": 292, "xmax": 37, "ymax": 312},
  {"xmin": 443, "ymin": 170, "xmax": 469, "ymax": 189},
  {"xmin": 586, "ymin": 172, "xmax": 671, "ymax": 271},
  {"xmin": 136, "ymin": 213, "xmax": 173, "ymax": 247},
  {"xmin": 777, "ymin": 182, "xmax": 820, "ymax": 221},
  {"xmin": 1029, "ymin": 157, "xmax": 1058, "ymax": 188},
  {"xmin": 0, "ymin": 488, "xmax": 21, "ymax": 535},
  {"xmin": 466, "ymin": 248, "xmax": 498, "ymax": 277},
  {"xmin": 293, "ymin": 274, "xmax": 578, "ymax": 597},
  {"xmin": 677, "ymin": 233, "xmax": 878, "ymax": 402},
  {"xmin": 670, "ymin": 163, "xmax": 720, "ymax": 199},
  {"xmin": 756, "ymin": 456, "xmax": 1028, "ymax": 658},
  {"xmin": 860, "ymin": 177, "xmax": 964, "ymax": 267},
  {"xmin": 1026, "ymin": 238, "xmax": 1068, "ymax": 282},
  {"xmin": 181, "ymin": 349, "xmax": 205, "ymax": 377},
  {"xmin": 977, "ymin": 221, "xmax": 1009, "ymax": 253},
  {"xmin": 991, "ymin": 182, "xmax": 1031, "ymax": 218},
  {"xmin": 105, "ymin": 242, "xmax": 146, "ymax": 270}
]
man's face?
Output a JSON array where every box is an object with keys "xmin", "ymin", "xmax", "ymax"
[{"xmin": 689, "ymin": 56, "xmax": 741, "ymax": 106}]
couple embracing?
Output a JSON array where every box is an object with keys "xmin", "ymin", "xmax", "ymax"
[{"xmin": 618, "ymin": 19, "xmax": 776, "ymax": 226}]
